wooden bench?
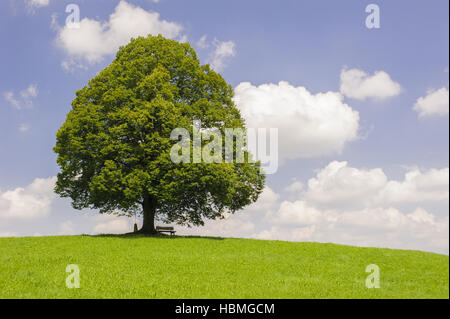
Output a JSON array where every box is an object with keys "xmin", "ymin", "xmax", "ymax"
[{"xmin": 156, "ymin": 226, "xmax": 176, "ymax": 235}]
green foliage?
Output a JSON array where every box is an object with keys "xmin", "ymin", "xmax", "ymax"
[
  {"xmin": 0, "ymin": 236, "xmax": 448, "ymax": 298},
  {"xmin": 54, "ymin": 35, "xmax": 265, "ymax": 227}
]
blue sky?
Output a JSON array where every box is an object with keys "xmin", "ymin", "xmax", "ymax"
[{"xmin": 0, "ymin": 0, "xmax": 448, "ymax": 253}]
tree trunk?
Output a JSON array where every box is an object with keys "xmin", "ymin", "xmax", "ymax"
[{"xmin": 140, "ymin": 194, "xmax": 157, "ymax": 234}]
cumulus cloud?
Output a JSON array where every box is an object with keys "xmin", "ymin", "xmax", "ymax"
[
  {"xmin": 208, "ymin": 39, "xmax": 236, "ymax": 72},
  {"xmin": 254, "ymin": 225, "xmax": 317, "ymax": 242},
  {"xmin": 0, "ymin": 177, "xmax": 56, "ymax": 220},
  {"xmin": 233, "ymin": 81, "xmax": 360, "ymax": 162},
  {"xmin": 303, "ymin": 161, "xmax": 449, "ymax": 209},
  {"xmin": 340, "ymin": 68, "xmax": 401, "ymax": 100},
  {"xmin": 93, "ymin": 217, "xmax": 132, "ymax": 234},
  {"xmin": 246, "ymin": 187, "xmax": 279, "ymax": 212},
  {"xmin": 181, "ymin": 216, "xmax": 256, "ymax": 238},
  {"xmin": 0, "ymin": 232, "xmax": 17, "ymax": 237},
  {"xmin": 255, "ymin": 161, "xmax": 449, "ymax": 252},
  {"xmin": 272, "ymin": 202, "xmax": 437, "ymax": 230},
  {"xmin": 3, "ymin": 84, "xmax": 38, "ymax": 109},
  {"xmin": 54, "ymin": 1, "xmax": 183, "ymax": 67},
  {"xmin": 195, "ymin": 36, "xmax": 236, "ymax": 71},
  {"xmin": 413, "ymin": 87, "xmax": 449, "ymax": 117},
  {"xmin": 181, "ymin": 161, "xmax": 449, "ymax": 253},
  {"xmin": 284, "ymin": 181, "xmax": 304, "ymax": 193},
  {"xmin": 304, "ymin": 161, "xmax": 388, "ymax": 209},
  {"xmin": 380, "ymin": 167, "xmax": 449, "ymax": 203},
  {"xmin": 274, "ymin": 200, "xmax": 332, "ymax": 225},
  {"xmin": 196, "ymin": 35, "xmax": 209, "ymax": 49},
  {"xmin": 58, "ymin": 220, "xmax": 75, "ymax": 235},
  {"xmin": 259, "ymin": 205, "xmax": 448, "ymax": 253}
]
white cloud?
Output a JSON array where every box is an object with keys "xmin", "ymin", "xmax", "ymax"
[
  {"xmin": 304, "ymin": 161, "xmax": 388, "ymax": 209},
  {"xmin": 178, "ymin": 34, "xmax": 188, "ymax": 43},
  {"xmin": 208, "ymin": 39, "xmax": 236, "ymax": 72},
  {"xmin": 20, "ymin": 84, "xmax": 38, "ymax": 100},
  {"xmin": 304, "ymin": 161, "xmax": 449, "ymax": 209},
  {"xmin": 93, "ymin": 218, "xmax": 132, "ymax": 234},
  {"xmin": 261, "ymin": 202, "xmax": 448, "ymax": 253},
  {"xmin": 27, "ymin": 0, "xmax": 50, "ymax": 9},
  {"xmin": 254, "ymin": 225, "xmax": 317, "ymax": 242},
  {"xmin": 380, "ymin": 167, "xmax": 449, "ymax": 203},
  {"xmin": 20, "ymin": 84, "xmax": 38, "ymax": 107},
  {"xmin": 413, "ymin": 87, "xmax": 449, "ymax": 117},
  {"xmin": 60, "ymin": 59, "xmax": 88, "ymax": 73},
  {"xmin": 246, "ymin": 187, "xmax": 279, "ymax": 212},
  {"xmin": 0, "ymin": 232, "xmax": 17, "ymax": 237},
  {"xmin": 59, "ymin": 220, "xmax": 75, "ymax": 235},
  {"xmin": 233, "ymin": 81, "xmax": 360, "ymax": 162},
  {"xmin": 0, "ymin": 177, "xmax": 56, "ymax": 220},
  {"xmin": 334, "ymin": 207, "xmax": 448, "ymax": 251},
  {"xmin": 180, "ymin": 161, "xmax": 449, "ymax": 253},
  {"xmin": 253, "ymin": 162, "xmax": 449, "ymax": 252},
  {"xmin": 54, "ymin": 1, "xmax": 183, "ymax": 67},
  {"xmin": 196, "ymin": 35, "xmax": 209, "ymax": 49},
  {"xmin": 180, "ymin": 216, "xmax": 256, "ymax": 238},
  {"xmin": 19, "ymin": 123, "xmax": 30, "ymax": 132},
  {"xmin": 336, "ymin": 207, "xmax": 435, "ymax": 230},
  {"xmin": 3, "ymin": 84, "xmax": 38, "ymax": 109},
  {"xmin": 340, "ymin": 68, "xmax": 401, "ymax": 100},
  {"xmin": 284, "ymin": 181, "xmax": 304, "ymax": 193},
  {"xmin": 275, "ymin": 200, "xmax": 332, "ymax": 225},
  {"xmin": 3, "ymin": 92, "xmax": 20, "ymax": 108},
  {"xmin": 195, "ymin": 36, "xmax": 236, "ymax": 71}
]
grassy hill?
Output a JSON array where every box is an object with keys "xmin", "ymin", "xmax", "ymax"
[{"xmin": 0, "ymin": 234, "xmax": 448, "ymax": 299}]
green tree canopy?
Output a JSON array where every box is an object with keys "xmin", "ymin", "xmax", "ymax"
[{"xmin": 54, "ymin": 35, "xmax": 265, "ymax": 234}]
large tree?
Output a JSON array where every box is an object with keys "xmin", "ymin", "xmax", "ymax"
[{"xmin": 54, "ymin": 35, "xmax": 265, "ymax": 234}]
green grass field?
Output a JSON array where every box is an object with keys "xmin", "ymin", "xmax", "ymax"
[{"xmin": 0, "ymin": 234, "xmax": 448, "ymax": 299}]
